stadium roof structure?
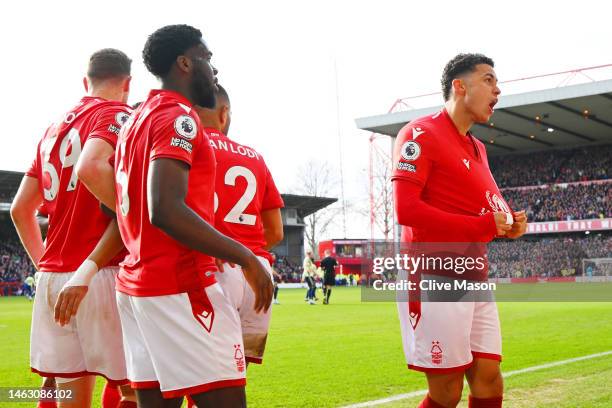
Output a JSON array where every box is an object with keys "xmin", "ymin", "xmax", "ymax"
[
  {"xmin": 356, "ymin": 78, "xmax": 612, "ymax": 156},
  {"xmin": 281, "ymin": 194, "xmax": 337, "ymax": 218}
]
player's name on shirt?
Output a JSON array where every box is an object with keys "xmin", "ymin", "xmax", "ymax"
[{"xmin": 208, "ymin": 137, "xmax": 261, "ymax": 161}]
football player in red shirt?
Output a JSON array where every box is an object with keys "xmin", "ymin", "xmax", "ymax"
[
  {"xmin": 197, "ymin": 85, "xmax": 284, "ymax": 365},
  {"xmin": 112, "ymin": 25, "xmax": 272, "ymax": 407},
  {"xmin": 11, "ymin": 49, "xmax": 132, "ymax": 408},
  {"xmin": 392, "ymin": 54, "xmax": 527, "ymax": 408}
]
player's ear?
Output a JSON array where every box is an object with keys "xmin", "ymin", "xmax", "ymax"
[
  {"xmin": 83, "ymin": 77, "xmax": 89, "ymax": 92},
  {"xmin": 123, "ymin": 76, "xmax": 132, "ymax": 93},
  {"xmin": 451, "ymin": 78, "xmax": 466, "ymax": 98},
  {"xmin": 176, "ymin": 55, "xmax": 191, "ymax": 73},
  {"xmin": 220, "ymin": 105, "xmax": 229, "ymax": 127}
]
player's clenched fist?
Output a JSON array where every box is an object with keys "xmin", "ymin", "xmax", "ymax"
[
  {"xmin": 493, "ymin": 212, "xmax": 513, "ymax": 236},
  {"xmin": 506, "ymin": 210, "xmax": 528, "ymax": 239},
  {"xmin": 241, "ymin": 255, "xmax": 274, "ymax": 313}
]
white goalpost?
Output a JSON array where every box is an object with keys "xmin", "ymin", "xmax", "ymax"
[{"xmin": 581, "ymin": 258, "xmax": 612, "ymax": 277}]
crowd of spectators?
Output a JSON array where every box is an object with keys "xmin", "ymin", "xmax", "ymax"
[
  {"xmin": 503, "ymin": 182, "xmax": 611, "ymax": 222},
  {"xmin": 490, "ymin": 145, "xmax": 611, "ymax": 188},
  {"xmin": 272, "ymin": 254, "xmax": 302, "ymax": 283},
  {"xmin": 488, "ymin": 234, "xmax": 611, "ymax": 278},
  {"xmin": 0, "ymin": 237, "xmax": 35, "ymax": 284}
]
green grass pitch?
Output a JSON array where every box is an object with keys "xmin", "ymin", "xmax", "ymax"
[{"xmin": 1, "ymin": 286, "xmax": 611, "ymax": 407}]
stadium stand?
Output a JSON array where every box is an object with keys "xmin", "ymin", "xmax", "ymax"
[
  {"xmin": 489, "ymin": 144, "xmax": 610, "ymax": 188},
  {"xmin": 503, "ymin": 181, "xmax": 610, "ymax": 222},
  {"xmin": 272, "ymin": 254, "xmax": 302, "ymax": 283},
  {"xmin": 488, "ymin": 234, "xmax": 611, "ymax": 278},
  {"xmin": 0, "ymin": 230, "xmax": 35, "ymax": 295}
]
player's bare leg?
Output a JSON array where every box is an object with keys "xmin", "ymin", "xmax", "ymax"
[
  {"xmin": 56, "ymin": 375, "xmax": 95, "ymax": 408},
  {"xmin": 119, "ymin": 384, "xmax": 138, "ymax": 406},
  {"xmin": 423, "ymin": 371, "xmax": 464, "ymax": 407},
  {"xmin": 37, "ymin": 377, "xmax": 57, "ymax": 408},
  {"xmin": 136, "ymin": 389, "xmax": 183, "ymax": 408},
  {"xmin": 42, "ymin": 376, "xmax": 56, "ymax": 389},
  {"xmin": 190, "ymin": 386, "xmax": 246, "ymax": 408},
  {"xmin": 465, "ymin": 358, "xmax": 503, "ymax": 403}
]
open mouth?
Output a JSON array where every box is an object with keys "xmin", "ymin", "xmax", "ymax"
[{"xmin": 488, "ymin": 99, "xmax": 498, "ymax": 113}]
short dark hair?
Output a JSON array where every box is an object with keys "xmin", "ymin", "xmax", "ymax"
[
  {"xmin": 143, "ymin": 24, "xmax": 203, "ymax": 78},
  {"xmin": 216, "ymin": 84, "xmax": 230, "ymax": 105},
  {"xmin": 441, "ymin": 53, "xmax": 494, "ymax": 101},
  {"xmin": 87, "ymin": 48, "xmax": 131, "ymax": 80}
]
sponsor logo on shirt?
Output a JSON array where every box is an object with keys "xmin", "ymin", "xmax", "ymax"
[
  {"xmin": 431, "ymin": 341, "xmax": 443, "ymax": 365},
  {"xmin": 400, "ymin": 141, "xmax": 421, "ymax": 161},
  {"xmin": 170, "ymin": 137, "xmax": 193, "ymax": 153},
  {"xmin": 108, "ymin": 124, "xmax": 121, "ymax": 135},
  {"xmin": 412, "ymin": 127, "xmax": 425, "ymax": 140},
  {"xmin": 408, "ymin": 311, "xmax": 420, "ymax": 329},
  {"xmin": 195, "ymin": 310, "xmax": 213, "ymax": 332},
  {"xmin": 174, "ymin": 115, "xmax": 197, "ymax": 140},
  {"xmin": 397, "ymin": 162, "xmax": 417, "ymax": 173},
  {"xmin": 463, "ymin": 159, "xmax": 470, "ymax": 170}
]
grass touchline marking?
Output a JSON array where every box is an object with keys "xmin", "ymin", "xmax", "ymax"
[{"xmin": 340, "ymin": 350, "xmax": 612, "ymax": 408}]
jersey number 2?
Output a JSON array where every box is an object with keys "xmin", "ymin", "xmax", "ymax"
[{"xmin": 214, "ymin": 166, "xmax": 257, "ymax": 225}]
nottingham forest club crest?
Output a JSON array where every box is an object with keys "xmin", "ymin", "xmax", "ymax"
[
  {"xmin": 174, "ymin": 115, "xmax": 197, "ymax": 140},
  {"xmin": 401, "ymin": 141, "xmax": 421, "ymax": 161},
  {"xmin": 430, "ymin": 341, "xmax": 443, "ymax": 365}
]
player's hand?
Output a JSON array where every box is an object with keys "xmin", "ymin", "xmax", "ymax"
[
  {"xmin": 214, "ymin": 258, "xmax": 236, "ymax": 273},
  {"xmin": 241, "ymin": 255, "xmax": 274, "ymax": 313},
  {"xmin": 54, "ymin": 285, "xmax": 88, "ymax": 326},
  {"xmin": 506, "ymin": 210, "xmax": 528, "ymax": 239},
  {"xmin": 493, "ymin": 212, "xmax": 513, "ymax": 236}
]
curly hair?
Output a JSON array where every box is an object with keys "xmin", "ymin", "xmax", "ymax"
[
  {"xmin": 143, "ymin": 24, "xmax": 203, "ymax": 78},
  {"xmin": 441, "ymin": 53, "xmax": 494, "ymax": 101},
  {"xmin": 87, "ymin": 48, "xmax": 131, "ymax": 80}
]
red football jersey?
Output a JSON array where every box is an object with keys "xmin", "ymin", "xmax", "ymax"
[
  {"xmin": 392, "ymin": 109, "xmax": 512, "ymax": 279},
  {"xmin": 114, "ymin": 90, "xmax": 218, "ymax": 297},
  {"xmin": 26, "ymin": 97, "xmax": 131, "ymax": 272},
  {"xmin": 206, "ymin": 128, "xmax": 284, "ymax": 262}
]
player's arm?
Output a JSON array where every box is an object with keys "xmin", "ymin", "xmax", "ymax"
[
  {"xmin": 148, "ymin": 158, "xmax": 273, "ymax": 312},
  {"xmin": 10, "ymin": 176, "xmax": 44, "ymax": 268},
  {"xmin": 393, "ymin": 179, "xmax": 511, "ymax": 241},
  {"xmin": 54, "ymin": 218, "xmax": 124, "ymax": 326},
  {"xmin": 262, "ymin": 208, "xmax": 283, "ymax": 250},
  {"xmin": 75, "ymin": 138, "xmax": 116, "ymax": 209}
]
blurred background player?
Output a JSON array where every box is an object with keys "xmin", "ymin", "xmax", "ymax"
[
  {"xmin": 320, "ymin": 249, "xmax": 338, "ymax": 305},
  {"xmin": 11, "ymin": 48, "xmax": 132, "ymax": 408},
  {"xmin": 112, "ymin": 25, "xmax": 272, "ymax": 408},
  {"xmin": 22, "ymin": 273, "xmax": 35, "ymax": 300},
  {"xmin": 302, "ymin": 250, "xmax": 317, "ymax": 304},
  {"xmin": 196, "ymin": 84, "xmax": 284, "ymax": 367},
  {"xmin": 271, "ymin": 253, "xmax": 282, "ymax": 305},
  {"xmin": 392, "ymin": 53, "xmax": 527, "ymax": 408}
]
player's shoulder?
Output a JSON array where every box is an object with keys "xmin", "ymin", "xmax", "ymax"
[
  {"xmin": 92, "ymin": 101, "xmax": 133, "ymax": 125},
  {"xmin": 396, "ymin": 110, "xmax": 446, "ymax": 144},
  {"xmin": 147, "ymin": 96, "xmax": 200, "ymax": 140}
]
